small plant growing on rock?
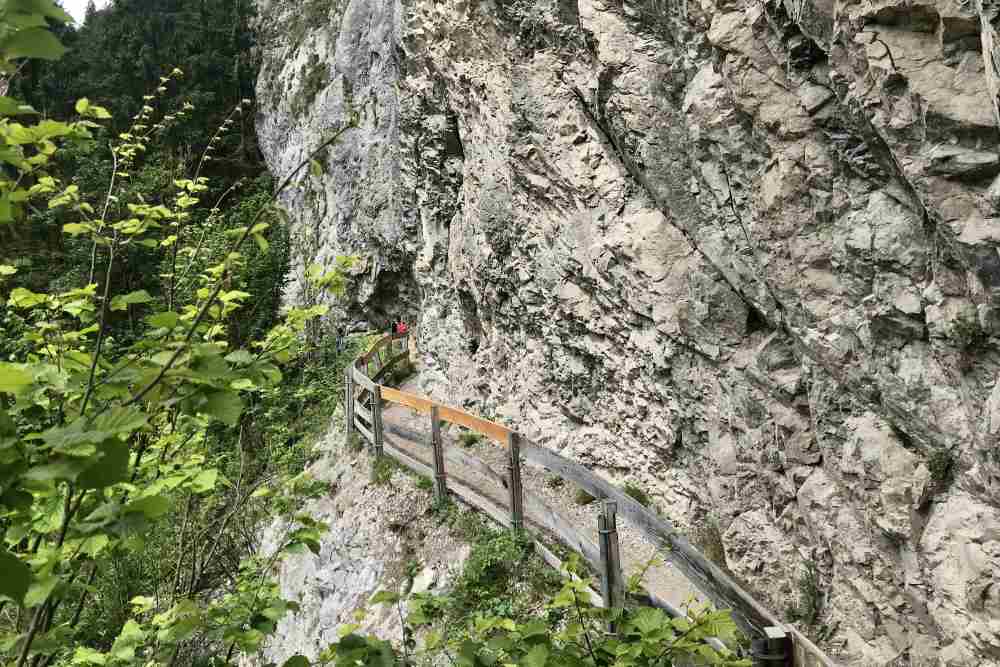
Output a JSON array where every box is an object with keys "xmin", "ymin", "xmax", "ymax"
[
  {"xmin": 927, "ymin": 447, "xmax": 955, "ymax": 492},
  {"xmin": 691, "ymin": 513, "xmax": 728, "ymax": 570},
  {"xmin": 371, "ymin": 456, "xmax": 400, "ymax": 485},
  {"xmin": 346, "ymin": 431, "xmax": 364, "ymax": 452},
  {"xmin": 458, "ymin": 430, "xmax": 484, "ymax": 447},
  {"xmin": 787, "ymin": 560, "xmax": 824, "ymax": 627},
  {"xmin": 574, "ymin": 488, "xmax": 596, "ymax": 505},
  {"xmin": 415, "ymin": 475, "xmax": 434, "ymax": 491},
  {"xmin": 622, "ymin": 482, "xmax": 652, "ymax": 508}
]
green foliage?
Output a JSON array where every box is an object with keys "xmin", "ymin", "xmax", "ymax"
[
  {"xmin": 346, "ymin": 431, "xmax": 364, "ymax": 452},
  {"xmin": 622, "ymin": 482, "xmax": 652, "ymax": 508},
  {"xmin": 926, "ymin": 447, "xmax": 955, "ymax": 491},
  {"xmin": 787, "ymin": 561, "xmax": 823, "ymax": 627},
  {"xmin": 322, "ymin": 556, "xmax": 750, "ymax": 667},
  {"xmin": 458, "ymin": 430, "xmax": 484, "ymax": 448},
  {"xmin": 574, "ymin": 488, "xmax": 596, "ymax": 505},
  {"xmin": 370, "ymin": 456, "xmax": 402, "ymax": 486},
  {"xmin": 414, "ymin": 475, "xmax": 434, "ymax": 492},
  {"xmin": 691, "ymin": 514, "xmax": 728, "ymax": 570},
  {"xmin": 545, "ymin": 475, "xmax": 565, "ymax": 489},
  {"xmin": 412, "ymin": 511, "xmax": 564, "ymax": 635},
  {"xmin": 290, "ymin": 54, "xmax": 329, "ymax": 118},
  {"xmin": 0, "ymin": 12, "xmax": 359, "ymax": 666}
]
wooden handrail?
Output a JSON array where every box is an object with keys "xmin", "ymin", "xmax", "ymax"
[{"xmin": 348, "ymin": 333, "xmax": 837, "ymax": 667}]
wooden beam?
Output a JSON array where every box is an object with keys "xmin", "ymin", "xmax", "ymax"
[
  {"xmin": 431, "ymin": 406, "xmax": 447, "ymax": 504},
  {"xmin": 354, "ymin": 401, "xmax": 373, "ymax": 424},
  {"xmin": 518, "ymin": 437, "xmax": 781, "ymax": 637},
  {"xmin": 354, "ymin": 418, "xmax": 374, "ymax": 445},
  {"xmin": 507, "ymin": 432, "xmax": 524, "ymax": 531},
  {"xmin": 372, "ymin": 385, "xmax": 384, "ymax": 457},
  {"xmin": 351, "ymin": 366, "xmax": 376, "ymax": 392},
  {"xmin": 381, "ymin": 386, "xmax": 434, "ymax": 413},
  {"xmin": 344, "ymin": 367, "xmax": 355, "ymax": 445},
  {"xmin": 438, "ymin": 405, "xmax": 511, "ymax": 443}
]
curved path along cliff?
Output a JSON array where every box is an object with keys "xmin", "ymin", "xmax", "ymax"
[
  {"xmin": 382, "ymin": 368, "xmax": 708, "ymax": 613},
  {"xmin": 348, "ymin": 332, "xmax": 835, "ymax": 666}
]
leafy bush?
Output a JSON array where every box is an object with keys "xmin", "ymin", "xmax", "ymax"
[
  {"xmin": 322, "ymin": 555, "xmax": 751, "ymax": 667},
  {"xmin": 0, "ymin": 9, "xmax": 358, "ymax": 665}
]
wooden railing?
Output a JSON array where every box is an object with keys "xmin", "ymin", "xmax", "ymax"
[{"xmin": 344, "ymin": 333, "xmax": 837, "ymax": 667}]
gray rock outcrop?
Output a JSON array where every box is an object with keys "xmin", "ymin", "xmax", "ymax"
[{"xmin": 254, "ymin": 0, "xmax": 1000, "ymax": 663}]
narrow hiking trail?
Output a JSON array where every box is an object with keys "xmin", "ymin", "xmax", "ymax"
[{"xmin": 381, "ymin": 369, "xmax": 707, "ymax": 613}]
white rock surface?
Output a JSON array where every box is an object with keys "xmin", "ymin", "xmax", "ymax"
[{"xmin": 254, "ymin": 0, "xmax": 1000, "ymax": 663}]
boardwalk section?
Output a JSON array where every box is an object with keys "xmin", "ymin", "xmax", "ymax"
[{"xmin": 345, "ymin": 333, "xmax": 837, "ymax": 667}]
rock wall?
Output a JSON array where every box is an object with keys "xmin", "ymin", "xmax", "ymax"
[{"xmin": 254, "ymin": 0, "xmax": 1000, "ymax": 664}]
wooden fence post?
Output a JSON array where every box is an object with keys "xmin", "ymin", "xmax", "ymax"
[
  {"xmin": 372, "ymin": 385, "xmax": 384, "ymax": 457},
  {"xmin": 599, "ymin": 500, "xmax": 624, "ymax": 631},
  {"xmin": 507, "ymin": 432, "xmax": 524, "ymax": 531},
  {"xmin": 344, "ymin": 367, "xmax": 355, "ymax": 445},
  {"xmin": 431, "ymin": 406, "xmax": 447, "ymax": 503},
  {"xmin": 752, "ymin": 627, "xmax": 793, "ymax": 667}
]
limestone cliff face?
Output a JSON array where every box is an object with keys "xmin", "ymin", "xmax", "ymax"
[{"xmin": 254, "ymin": 0, "xmax": 1000, "ymax": 664}]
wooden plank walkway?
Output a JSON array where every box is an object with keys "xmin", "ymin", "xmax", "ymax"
[{"xmin": 346, "ymin": 333, "xmax": 838, "ymax": 667}]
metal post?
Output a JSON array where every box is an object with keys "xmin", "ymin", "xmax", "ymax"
[
  {"xmin": 599, "ymin": 500, "xmax": 623, "ymax": 632},
  {"xmin": 344, "ymin": 367, "xmax": 355, "ymax": 445},
  {"xmin": 752, "ymin": 627, "xmax": 793, "ymax": 666},
  {"xmin": 431, "ymin": 406, "xmax": 447, "ymax": 503},
  {"xmin": 507, "ymin": 432, "xmax": 524, "ymax": 531},
  {"xmin": 372, "ymin": 385, "xmax": 384, "ymax": 457}
]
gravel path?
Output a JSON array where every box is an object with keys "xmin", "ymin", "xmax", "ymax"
[{"xmin": 381, "ymin": 374, "xmax": 705, "ymax": 614}]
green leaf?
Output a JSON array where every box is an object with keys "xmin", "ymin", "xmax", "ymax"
[
  {"xmin": 25, "ymin": 573, "xmax": 59, "ymax": 608},
  {"xmin": 282, "ymin": 656, "xmax": 310, "ymax": 667},
  {"xmin": 92, "ymin": 406, "xmax": 148, "ymax": 435},
  {"xmin": 521, "ymin": 644, "xmax": 549, "ymax": 667},
  {"xmin": 252, "ymin": 233, "xmax": 269, "ymax": 253},
  {"xmin": 0, "ymin": 96, "xmax": 36, "ymax": 116},
  {"xmin": 2, "ymin": 28, "xmax": 67, "ymax": 61},
  {"xmin": 22, "ymin": 459, "xmax": 88, "ymax": 483},
  {"xmin": 71, "ymin": 646, "xmax": 107, "ymax": 665},
  {"xmin": 224, "ymin": 350, "xmax": 254, "ymax": 365},
  {"xmin": 11, "ymin": 0, "xmax": 73, "ymax": 23},
  {"xmin": 109, "ymin": 619, "xmax": 146, "ymax": 661},
  {"xmin": 8, "ymin": 287, "xmax": 46, "ymax": 309},
  {"xmin": 309, "ymin": 159, "xmax": 323, "ymax": 177},
  {"xmin": 110, "ymin": 289, "xmax": 154, "ymax": 311},
  {"xmin": 75, "ymin": 98, "xmax": 91, "ymax": 115},
  {"xmin": 202, "ymin": 390, "xmax": 243, "ymax": 426},
  {"xmin": 125, "ymin": 495, "xmax": 171, "ymax": 519},
  {"xmin": 146, "ymin": 311, "xmax": 179, "ymax": 329},
  {"xmin": 0, "ymin": 363, "xmax": 32, "ymax": 395},
  {"xmin": 0, "ymin": 548, "xmax": 30, "ymax": 604},
  {"xmin": 189, "ymin": 469, "xmax": 218, "ymax": 494},
  {"xmin": 369, "ymin": 590, "xmax": 400, "ymax": 605},
  {"xmin": 0, "ymin": 264, "xmax": 16, "ymax": 276},
  {"xmin": 0, "ymin": 195, "xmax": 12, "ymax": 224},
  {"xmin": 62, "ymin": 222, "xmax": 93, "ymax": 236},
  {"xmin": 76, "ymin": 439, "xmax": 129, "ymax": 490}
]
